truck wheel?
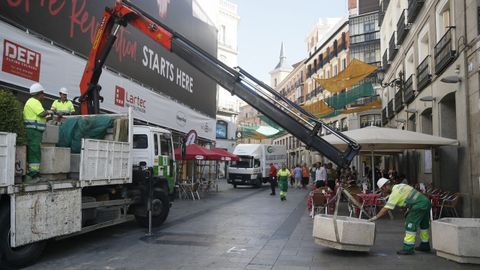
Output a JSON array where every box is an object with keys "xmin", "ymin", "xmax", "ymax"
[
  {"xmin": 0, "ymin": 204, "xmax": 46, "ymax": 268},
  {"xmin": 255, "ymin": 175, "xmax": 263, "ymax": 188},
  {"xmin": 135, "ymin": 188, "xmax": 170, "ymax": 228}
]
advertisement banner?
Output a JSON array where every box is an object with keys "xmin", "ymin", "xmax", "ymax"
[
  {"xmin": 0, "ymin": 21, "xmax": 216, "ymax": 140},
  {"xmin": 0, "ymin": 0, "xmax": 218, "ymax": 118}
]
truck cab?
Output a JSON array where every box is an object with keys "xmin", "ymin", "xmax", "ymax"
[
  {"xmin": 132, "ymin": 125, "xmax": 176, "ymax": 195},
  {"xmin": 227, "ymin": 144, "xmax": 286, "ymax": 188}
]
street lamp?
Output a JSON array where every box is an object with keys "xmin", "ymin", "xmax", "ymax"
[{"xmin": 420, "ymin": 96, "xmax": 436, "ymax": 102}]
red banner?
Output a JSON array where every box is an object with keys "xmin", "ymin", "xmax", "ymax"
[{"xmin": 2, "ymin": 39, "xmax": 41, "ymax": 81}]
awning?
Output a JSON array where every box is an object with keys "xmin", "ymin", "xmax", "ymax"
[
  {"xmin": 211, "ymin": 148, "xmax": 239, "ymax": 161},
  {"xmin": 302, "ymin": 99, "xmax": 334, "ymax": 116},
  {"xmin": 325, "ymin": 82, "xmax": 375, "ymax": 110},
  {"xmin": 314, "ymin": 59, "xmax": 378, "ymax": 93},
  {"xmin": 174, "ymin": 144, "xmax": 222, "ymax": 160}
]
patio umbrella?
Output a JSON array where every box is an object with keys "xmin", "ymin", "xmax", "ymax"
[
  {"xmin": 210, "ymin": 148, "xmax": 240, "ymax": 161},
  {"xmin": 321, "ymin": 126, "xmax": 459, "ymax": 191}
]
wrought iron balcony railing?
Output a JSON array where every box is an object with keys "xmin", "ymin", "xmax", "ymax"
[
  {"xmin": 403, "ymin": 74, "xmax": 415, "ymax": 104},
  {"xmin": 407, "ymin": 0, "xmax": 425, "ymax": 23},
  {"xmin": 434, "ymin": 27, "xmax": 456, "ymax": 75},
  {"xmin": 389, "ymin": 33, "xmax": 398, "ymax": 62},
  {"xmin": 382, "ymin": 49, "xmax": 390, "ymax": 71},
  {"xmin": 397, "ymin": 10, "xmax": 409, "ymax": 45},
  {"xmin": 387, "ymin": 99, "xmax": 394, "ymax": 119},
  {"xmin": 417, "ymin": 56, "xmax": 431, "ymax": 92},
  {"xmin": 394, "ymin": 90, "xmax": 404, "ymax": 113},
  {"xmin": 382, "ymin": 107, "xmax": 388, "ymax": 126}
]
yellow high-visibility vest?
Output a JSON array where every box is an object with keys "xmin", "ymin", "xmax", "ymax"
[
  {"xmin": 23, "ymin": 97, "xmax": 46, "ymax": 131},
  {"xmin": 51, "ymin": 100, "xmax": 75, "ymax": 114}
]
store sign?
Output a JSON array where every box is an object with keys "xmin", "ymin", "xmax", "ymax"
[
  {"xmin": 114, "ymin": 85, "xmax": 147, "ymax": 113},
  {"xmin": 2, "ymin": 39, "xmax": 41, "ymax": 81}
]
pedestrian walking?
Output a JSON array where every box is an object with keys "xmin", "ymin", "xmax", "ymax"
[
  {"xmin": 269, "ymin": 163, "xmax": 277, "ymax": 196},
  {"xmin": 277, "ymin": 164, "xmax": 291, "ymax": 201},
  {"xmin": 369, "ymin": 178, "xmax": 432, "ymax": 255},
  {"xmin": 293, "ymin": 164, "xmax": 302, "ymax": 189},
  {"xmin": 301, "ymin": 163, "xmax": 309, "ymax": 189},
  {"xmin": 315, "ymin": 163, "xmax": 326, "ymax": 188},
  {"xmin": 23, "ymin": 83, "xmax": 52, "ymax": 183}
]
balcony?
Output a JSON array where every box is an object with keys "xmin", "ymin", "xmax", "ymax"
[
  {"xmin": 382, "ymin": 107, "xmax": 388, "ymax": 126},
  {"xmin": 434, "ymin": 28, "xmax": 456, "ymax": 75},
  {"xmin": 397, "ymin": 10, "xmax": 409, "ymax": 45},
  {"xmin": 417, "ymin": 56, "xmax": 431, "ymax": 92},
  {"xmin": 382, "ymin": 50, "xmax": 390, "ymax": 71},
  {"xmin": 388, "ymin": 33, "xmax": 398, "ymax": 62},
  {"xmin": 379, "ymin": 0, "xmax": 390, "ymax": 26},
  {"xmin": 403, "ymin": 74, "xmax": 415, "ymax": 104},
  {"xmin": 387, "ymin": 99, "xmax": 394, "ymax": 119},
  {"xmin": 350, "ymin": 31, "xmax": 380, "ymax": 45},
  {"xmin": 407, "ymin": 0, "xmax": 425, "ymax": 23},
  {"xmin": 394, "ymin": 90, "xmax": 404, "ymax": 113}
]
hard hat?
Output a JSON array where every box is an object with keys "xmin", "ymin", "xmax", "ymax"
[
  {"xmin": 377, "ymin": 178, "xmax": 390, "ymax": 189},
  {"xmin": 59, "ymin": 87, "xmax": 68, "ymax": 95},
  {"xmin": 29, "ymin": 83, "xmax": 45, "ymax": 94}
]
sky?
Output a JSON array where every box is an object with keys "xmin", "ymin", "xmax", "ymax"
[{"xmin": 230, "ymin": 0, "xmax": 348, "ymax": 83}]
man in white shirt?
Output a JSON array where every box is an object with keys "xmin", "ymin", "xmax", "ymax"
[{"xmin": 315, "ymin": 163, "xmax": 327, "ymax": 188}]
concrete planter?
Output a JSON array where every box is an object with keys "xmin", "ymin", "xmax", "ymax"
[
  {"xmin": 42, "ymin": 124, "xmax": 59, "ymax": 144},
  {"xmin": 432, "ymin": 218, "xmax": 480, "ymax": 264},
  {"xmin": 40, "ymin": 147, "xmax": 71, "ymax": 174},
  {"xmin": 313, "ymin": 214, "xmax": 375, "ymax": 252}
]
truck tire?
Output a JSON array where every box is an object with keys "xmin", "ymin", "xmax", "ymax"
[
  {"xmin": 255, "ymin": 175, "xmax": 263, "ymax": 188},
  {"xmin": 0, "ymin": 204, "xmax": 46, "ymax": 268},
  {"xmin": 135, "ymin": 188, "xmax": 170, "ymax": 228}
]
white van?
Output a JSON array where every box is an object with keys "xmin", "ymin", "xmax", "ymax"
[{"xmin": 227, "ymin": 144, "xmax": 287, "ymax": 188}]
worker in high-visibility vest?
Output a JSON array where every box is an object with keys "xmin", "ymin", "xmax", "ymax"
[
  {"xmin": 368, "ymin": 178, "xmax": 432, "ymax": 255},
  {"xmin": 51, "ymin": 87, "xmax": 75, "ymax": 115},
  {"xmin": 277, "ymin": 164, "xmax": 291, "ymax": 201},
  {"xmin": 23, "ymin": 83, "xmax": 52, "ymax": 183}
]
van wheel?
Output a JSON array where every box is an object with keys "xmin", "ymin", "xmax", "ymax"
[
  {"xmin": 135, "ymin": 188, "xmax": 170, "ymax": 228},
  {"xmin": 0, "ymin": 204, "xmax": 46, "ymax": 268}
]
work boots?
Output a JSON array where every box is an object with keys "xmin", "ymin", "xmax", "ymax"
[
  {"xmin": 415, "ymin": 242, "xmax": 431, "ymax": 252},
  {"xmin": 396, "ymin": 249, "xmax": 414, "ymax": 255}
]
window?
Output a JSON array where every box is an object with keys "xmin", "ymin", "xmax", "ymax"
[
  {"xmin": 216, "ymin": 120, "xmax": 228, "ymax": 139},
  {"xmin": 160, "ymin": 134, "xmax": 172, "ymax": 156},
  {"xmin": 133, "ymin": 134, "xmax": 148, "ymax": 149},
  {"xmin": 341, "ymin": 118, "xmax": 348, "ymax": 131},
  {"xmin": 360, "ymin": 114, "xmax": 382, "ymax": 128},
  {"xmin": 364, "ymin": 22, "xmax": 375, "ymax": 33},
  {"xmin": 342, "ymin": 58, "xmax": 347, "ymax": 70}
]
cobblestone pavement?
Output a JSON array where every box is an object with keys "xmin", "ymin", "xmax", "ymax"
[{"xmin": 25, "ymin": 181, "xmax": 477, "ymax": 270}]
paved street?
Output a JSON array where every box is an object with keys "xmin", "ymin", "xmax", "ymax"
[{"xmin": 25, "ymin": 181, "xmax": 477, "ymax": 270}]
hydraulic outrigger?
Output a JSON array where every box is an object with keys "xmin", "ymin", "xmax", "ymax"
[{"xmin": 79, "ymin": 0, "xmax": 360, "ymax": 167}]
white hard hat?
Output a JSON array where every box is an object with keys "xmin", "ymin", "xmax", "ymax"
[
  {"xmin": 377, "ymin": 178, "xmax": 390, "ymax": 189},
  {"xmin": 29, "ymin": 83, "xmax": 45, "ymax": 94},
  {"xmin": 59, "ymin": 87, "xmax": 68, "ymax": 95}
]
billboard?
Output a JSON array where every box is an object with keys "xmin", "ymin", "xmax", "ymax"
[
  {"xmin": 0, "ymin": 0, "xmax": 218, "ymax": 118},
  {"xmin": 0, "ymin": 22, "xmax": 216, "ymax": 140}
]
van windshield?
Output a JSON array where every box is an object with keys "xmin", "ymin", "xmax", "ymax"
[{"xmin": 230, "ymin": 156, "xmax": 253, "ymax": 168}]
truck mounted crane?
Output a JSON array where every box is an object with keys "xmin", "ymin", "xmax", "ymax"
[{"xmin": 79, "ymin": 0, "xmax": 360, "ymax": 168}]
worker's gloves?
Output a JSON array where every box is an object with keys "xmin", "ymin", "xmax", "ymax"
[{"xmin": 368, "ymin": 216, "xmax": 378, "ymax": 222}]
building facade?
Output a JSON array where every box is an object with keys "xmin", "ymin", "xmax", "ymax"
[{"xmin": 379, "ymin": 0, "xmax": 480, "ymax": 217}]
